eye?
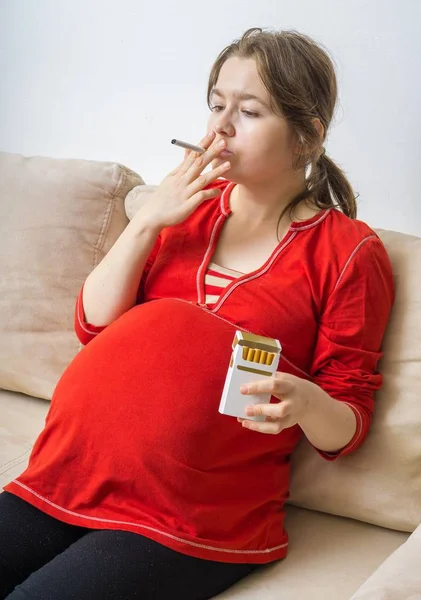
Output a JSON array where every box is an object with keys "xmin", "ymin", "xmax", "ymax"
[
  {"xmin": 242, "ymin": 110, "xmax": 259, "ymax": 118},
  {"xmin": 210, "ymin": 105, "xmax": 224, "ymax": 112}
]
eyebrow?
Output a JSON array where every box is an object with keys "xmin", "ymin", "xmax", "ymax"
[{"xmin": 211, "ymin": 88, "xmax": 269, "ymax": 109}]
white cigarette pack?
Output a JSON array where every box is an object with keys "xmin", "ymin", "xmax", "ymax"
[{"xmin": 219, "ymin": 330, "xmax": 282, "ymax": 422}]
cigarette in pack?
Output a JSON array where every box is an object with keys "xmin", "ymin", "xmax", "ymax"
[{"xmin": 219, "ymin": 331, "xmax": 282, "ymax": 422}]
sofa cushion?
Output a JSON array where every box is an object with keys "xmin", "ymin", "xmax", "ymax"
[
  {"xmin": 0, "ymin": 390, "xmax": 48, "ymax": 488},
  {"xmin": 217, "ymin": 506, "xmax": 408, "ymax": 600},
  {"xmin": 288, "ymin": 230, "xmax": 421, "ymax": 532},
  {"xmin": 0, "ymin": 152, "xmax": 143, "ymax": 400},
  {"xmin": 350, "ymin": 523, "xmax": 421, "ymax": 599}
]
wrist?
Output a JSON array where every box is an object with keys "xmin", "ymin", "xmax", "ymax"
[
  {"xmin": 297, "ymin": 381, "xmax": 357, "ymax": 452},
  {"xmin": 294, "ymin": 378, "xmax": 314, "ymax": 425},
  {"xmin": 128, "ymin": 208, "xmax": 163, "ymax": 238}
]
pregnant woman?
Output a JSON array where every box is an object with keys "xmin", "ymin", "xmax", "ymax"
[{"xmin": 0, "ymin": 27, "xmax": 393, "ymax": 600}]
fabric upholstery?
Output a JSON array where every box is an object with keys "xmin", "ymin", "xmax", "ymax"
[
  {"xmin": 288, "ymin": 230, "xmax": 421, "ymax": 533},
  {"xmin": 0, "ymin": 152, "xmax": 143, "ymax": 399},
  {"xmin": 350, "ymin": 522, "xmax": 421, "ymax": 599}
]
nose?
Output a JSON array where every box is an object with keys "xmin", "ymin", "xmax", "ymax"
[{"xmin": 213, "ymin": 116, "xmax": 235, "ymax": 138}]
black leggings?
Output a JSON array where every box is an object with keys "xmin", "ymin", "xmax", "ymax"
[{"xmin": 0, "ymin": 492, "xmax": 262, "ymax": 599}]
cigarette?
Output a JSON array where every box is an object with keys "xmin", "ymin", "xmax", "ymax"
[
  {"xmin": 260, "ymin": 351, "xmax": 268, "ymax": 364},
  {"xmin": 171, "ymin": 139, "xmax": 206, "ymax": 154},
  {"xmin": 266, "ymin": 353, "xmax": 274, "ymax": 366}
]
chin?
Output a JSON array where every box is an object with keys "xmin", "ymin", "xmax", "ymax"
[
  {"xmin": 212, "ymin": 158, "xmax": 255, "ymax": 185},
  {"xmin": 221, "ymin": 168, "xmax": 248, "ymax": 185}
]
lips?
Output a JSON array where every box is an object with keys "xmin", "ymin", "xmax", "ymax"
[{"xmin": 220, "ymin": 149, "xmax": 234, "ymax": 158}]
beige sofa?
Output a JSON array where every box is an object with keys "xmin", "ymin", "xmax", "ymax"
[{"xmin": 0, "ymin": 151, "xmax": 420, "ymax": 600}]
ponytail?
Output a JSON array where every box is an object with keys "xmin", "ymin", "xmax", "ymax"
[
  {"xmin": 277, "ymin": 150, "xmax": 358, "ymax": 239},
  {"xmin": 316, "ymin": 152, "xmax": 357, "ymax": 219}
]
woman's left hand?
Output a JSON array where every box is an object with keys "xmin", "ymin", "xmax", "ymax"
[{"xmin": 237, "ymin": 372, "xmax": 312, "ymax": 434}]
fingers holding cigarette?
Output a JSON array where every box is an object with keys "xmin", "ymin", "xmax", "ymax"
[
  {"xmin": 172, "ymin": 131, "xmax": 228, "ymax": 179},
  {"xmin": 172, "ymin": 132, "xmax": 214, "ymax": 169}
]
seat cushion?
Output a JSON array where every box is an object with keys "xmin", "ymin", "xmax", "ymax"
[
  {"xmin": 0, "ymin": 152, "xmax": 143, "ymax": 400},
  {"xmin": 0, "ymin": 389, "xmax": 49, "ymax": 487},
  {"xmin": 217, "ymin": 507, "xmax": 407, "ymax": 600},
  {"xmin": 350, "ymin": 522, "xmax": 421, "ymax": 599},
  {"xmin": 0, "ymin": 389, "xmax": 408, "ymax": 600}
]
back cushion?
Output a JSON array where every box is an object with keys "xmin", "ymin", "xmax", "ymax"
[
  {"xmin": 0, "ymin": 152, "xmax": 143, "ymax": 400},
  {"xmin": 288, "ymin": 230, "xmax": 421, "ymax": 533}
]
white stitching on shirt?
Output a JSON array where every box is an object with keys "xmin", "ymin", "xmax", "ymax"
[
  {"xmin": 76, "ymin": 294, "xmax": 100, "ymax": 337},
  {"xmin": 196, "ymin": 214, "xmax": 226, "ymax": 305},
  {"xmin": 291, "ymin": 208, "xmax": 332, "ymax": 230},
  {"xmin": 196, "ymin": 183, "xmax": 235, "ymax": 303},
  {"xmin": 333, "ymin": 235, "xmax": 377, "ymax": 292},
  {"xmin": 10, "ymin": 480, "xmax": 288, "ymax": 555},
  {"xmin": 210, "ymin": 231, "xmax": 298, "ymax": 313},
  {"xmin": 219, "ymin": 181, "xmax": 235, "ymax": 217}
]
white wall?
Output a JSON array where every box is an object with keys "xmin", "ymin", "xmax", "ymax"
[{"xmin": 1, "ymin": 0, "xmax": 420, "ymax": 235}]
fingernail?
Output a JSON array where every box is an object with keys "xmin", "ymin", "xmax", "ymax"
[
  {"xmin": 218, "ymin": 140, "xmax": 225, "ymax": 147},
  {"xmin": 207, "ymin": 132, "xmax": 214, "ymax": 137},
  {"xmin": 222, "ymin": 162, "xmax": 231, "ymax": 168},
  {"xmin": 240, "ymin": 385, "xmax": 249, "ymax": 393},
  {"xmin": 245, "ymin": 407, "xmax": 254, "ymax": 416}
]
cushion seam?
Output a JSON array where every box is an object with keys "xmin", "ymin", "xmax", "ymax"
[
  {"xmin": 0, "ymin": 449, "xmax": 31, "ymax": 475},
  {"xmin": 92, "ymin": 164, "xmax": 128, "ymax": 270}
]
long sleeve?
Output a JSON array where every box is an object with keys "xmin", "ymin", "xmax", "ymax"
[
  {"xmin": 74, "ymin": 235, "xmax": 162, "ymax": 345},
  {"xmin": 310, "ymin": 235, "xmax": 395, "ymax": 460}
]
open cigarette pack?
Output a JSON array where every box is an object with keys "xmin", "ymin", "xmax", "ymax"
[{"xmin": 219, "ymin": 330, "xmax": 282, "ymax": 422}]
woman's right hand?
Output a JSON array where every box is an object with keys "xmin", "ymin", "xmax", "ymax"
[{"xmin": 134, "ymin": 131, "xmax": 231, "ymax": 231}]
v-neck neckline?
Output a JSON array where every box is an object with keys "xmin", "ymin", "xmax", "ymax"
[{"xmin": 196, "ymin": 181, "xmax": 332, "ymax": 310}]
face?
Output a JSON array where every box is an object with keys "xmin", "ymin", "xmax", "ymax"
[{"xmin": 208, "ymin": 57, "xmax": 298, "ymax": 185}]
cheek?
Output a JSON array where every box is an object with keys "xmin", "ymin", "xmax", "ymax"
[
  {"xmin": 240, "ymin": 131, "xmax": 281, "ymax": 163},
  {"xmin": 244, "ymin": 125, "xmax": 293, "ymax": 165}
]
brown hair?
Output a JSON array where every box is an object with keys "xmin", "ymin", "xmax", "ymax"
[{"xmin": 207, "ymin": 28, "xmax": 358, "ymax": 231}]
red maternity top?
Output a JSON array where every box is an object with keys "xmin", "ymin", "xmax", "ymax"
[{"xmin": 4, "ymin": 180, "xmax": 394, "ymax": 564}]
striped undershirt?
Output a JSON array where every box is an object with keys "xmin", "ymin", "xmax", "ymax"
[{"xmin": 204, "ymin": 262, "xmax": 244, "ymax": 306}]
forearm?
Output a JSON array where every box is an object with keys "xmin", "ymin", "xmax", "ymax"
[
  {"xmin": 82, "ymin": 214, "xmax": 161, "ymax": 326},
  {"xmin": 298, "ymin": 381, "xmax": 357, "ymax": 452}
]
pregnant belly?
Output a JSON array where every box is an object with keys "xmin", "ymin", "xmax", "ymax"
[
  {"xmin": 43, "ymin": 299, "xmax": 240, "ymax": 469},
  {"xmin": 18, "ymin": 298, "xmax": 293, "ymax": 539}
]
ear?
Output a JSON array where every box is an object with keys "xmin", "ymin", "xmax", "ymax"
[
  {"xmin": 311, "ymin": 118, "xmax": 325, "ymax": 143},
  {"xmin": 292, "ymin": 118, "xmax": 325, "ymax": 158}
]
